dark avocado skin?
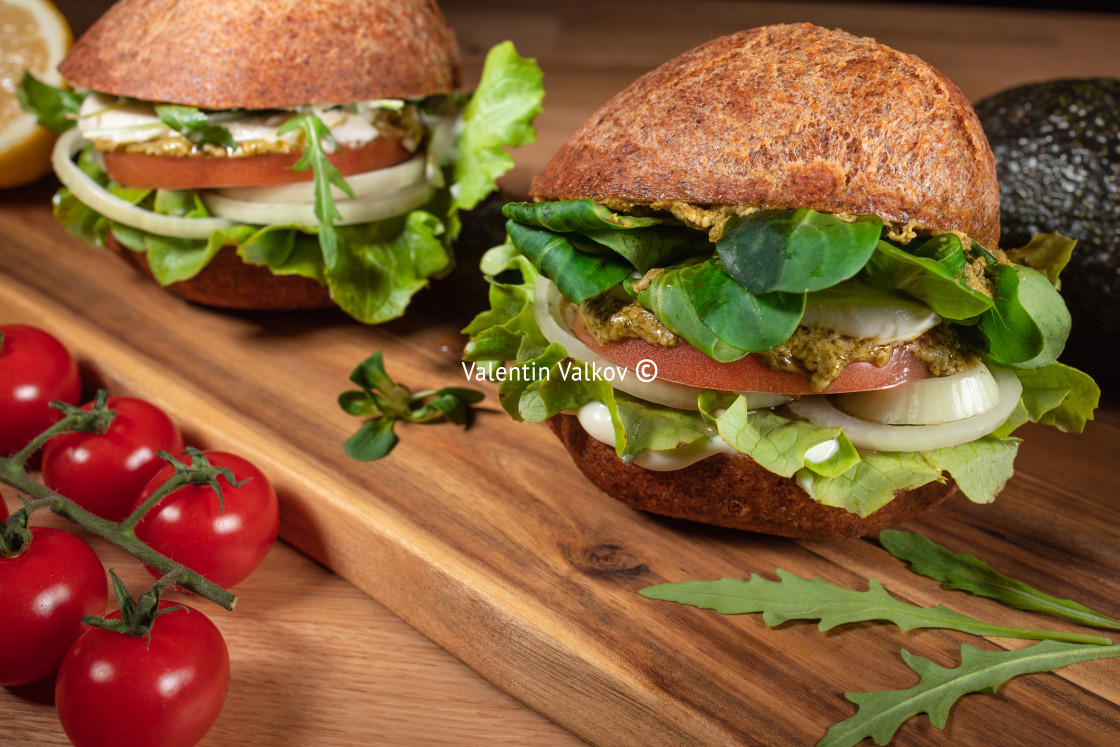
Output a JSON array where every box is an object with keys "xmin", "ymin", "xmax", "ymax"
[{"xmin": 975, "ymin": 78, "xmax": 1119, "ymax": 389}]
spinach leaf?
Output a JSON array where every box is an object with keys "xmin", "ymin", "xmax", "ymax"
[
  {"xmin": 970, "ymin": 263, "xmax": 1049, "ymax": 365},
  {"xmin": 16, "ymin": 72, "xmax": 83, "ymax": 133},
  {"xmin": 154, "ymin": 105, "xmax": 236, "ymax": 150},
  {"xmin": 716, "ymin": 209, "xmax": 882, "ymax": 294},
  {"xmin": 630, "ymin": 259, "xmax": 805, "ymax": 354},
  {"xmin": 628, "ymin": 261, "xmax": 751, "ymax": 362},
  {"xmin": 861, "ymin": 235, "xmax": 994, "ymax": 320},
  {"xmin": 504, "ymin": 200, "xmax": 708, "ymax": 272},
  {"xmin": 505, "ymin": 220, "xmax": 632, "ymax": 303}
]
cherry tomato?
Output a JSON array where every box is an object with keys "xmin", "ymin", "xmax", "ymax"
[
  {"xmin": 0, "ymin": 527, "xmax": 107, "ymax": 686},
  {"xmin": 41, "ymin": 396, "xmax": 185, "ymax": 522},
  {"xmin": 0, "ymin": 324, "xmax": 82, "ymax": 456},
  {"xmin": 55, "ymin": 601, "xmax": 230, "ymax": 747},
  {"xmin": 570, "ymin": 313, "xmax": 930, "ymax": 395},
  {"xmin": 102, "ymin": 134, "xmax": 411, "ymax": 189},
  {"xmin": 134, "ymin": 451, "xmax": 278, "ymax": 588}
]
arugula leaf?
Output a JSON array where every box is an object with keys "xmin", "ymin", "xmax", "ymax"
[
  {"xmin": 879, "ymin": 530, "xmax": 1120, "ymax": 631},
  {"xmin": 820, "ymin": 642, "xmax": 1120, "ymax": 747},
  {"xmin": 276, "ymin": 111, "xmax": 355, "ymax": 269},
  {"xmin": 716, "ymin": 209, "xmax": 882, "ymax": 294},
  {"xmin": 506, "ymin": 220, "xmax": 632, "ymax": 303},
  {"xmin": 638, "ymin": 572, "xmax": 1110, "ymax": 644},
  {"xmin": 16, "ymin": 71, "xmax": 84, "ymax": 132},
  {"xmin": 861, "ymin": 236, "xmax": 994, "ymax": 320},
  {"xmin": 154, "ymin": 105, "xmax": 236, "ymax": 150},
  {"xmin": 339, "ymin": 352, "xmax": 484, "ymax": 461},
  {"xmin": 449, "ymin": 41, "xmax": 544, "ymax": 237}
]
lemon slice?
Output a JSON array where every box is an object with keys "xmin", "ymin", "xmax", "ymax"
[{"xmin": 0, "ymin": 0, "xmax": 72, "ymax": 189}]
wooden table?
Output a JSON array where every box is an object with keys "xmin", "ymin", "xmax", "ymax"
[{"xmin": 3, "ymin": 2, "xmax": 1119, "ymax": 745}]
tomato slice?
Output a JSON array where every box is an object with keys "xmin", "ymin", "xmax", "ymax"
[
  {"xmin": 101, "ymin": 135, "xmax": 412, "ymax": 190},
  {"xmin": 570, "ymin": 314, "xmax": 929, "ymax": 395}
]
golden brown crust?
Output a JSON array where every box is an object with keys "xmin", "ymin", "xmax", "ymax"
[
  {"xmin": 549, "ymin": 413, "xmax": 955, "ymax": 539},
  {"xmin": 109, "ymin": 236, "xmax": 334, "ymax": 311},
  {"xmin": 59, "ymin": 0, "xmax": 461, "ymax": 110},
  {"xmin": 531, "ymin": 23, "xmax": 1000, "ymax": 249}
]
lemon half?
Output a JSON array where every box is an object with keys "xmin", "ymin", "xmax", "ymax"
[{"xmin": 0, "ymin": 0, "xmax": 72, "ymax": 189}]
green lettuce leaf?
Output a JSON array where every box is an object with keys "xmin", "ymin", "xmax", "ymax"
[
  {"xmin": 921, "ymin": 435, "xmax": 1020, "ymax": 504},
  {"xmin": 449, "ymin": 41, "xmax": 544, "ymax": 236},
  {"xmin": 716, "ymin": 209, "xmax": 882, "ymax": 294},
  {"xmin": 795, "ymin": 452, "xmax": 946, "ymax": 517},
  {"xmin": 699, "ymin": 394, "xmax": 859, "ymax": 479},
  {"xmin": 463, "ymin": 242, "xmax": 1089, "ymax": 518},
  {"xmin": 1006, "ymin": 232, "xmax": 1077, "ymax": 286},
  {"xmin": 1009, "ymin": 362, "xmax": 1100, "ymax": 433}
]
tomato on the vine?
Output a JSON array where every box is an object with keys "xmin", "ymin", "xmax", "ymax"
[
  {"xmin": 55, "ymin": 601, "xmax": 230, "ymax": 747},
  {"xmin": 134, "ymin": 451, "xmax": 278, "ymax": 588},
  {"xmin": 0, "ymin": 324, "xmax": 82, "ymax": 456},
  {"xmin": 41, "ymin": 396, "xmax": 185, "ymax": 521},
  {"xmin": 0, "ymin": 527, "xmax": 107, "ymax": 686}
]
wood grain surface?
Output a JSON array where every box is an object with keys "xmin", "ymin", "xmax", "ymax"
[{"xmin": 4, "ymin": 2, "xmax": 1120, "ymax": 745}]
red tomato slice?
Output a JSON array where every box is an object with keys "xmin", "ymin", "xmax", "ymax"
[
  {"xmin": 102, "ymin": 134, "xmax": 412, "ymax": 190},
  {"xmin": 570, "ymin": 314, "xmax": 929, "ymax": 395}
]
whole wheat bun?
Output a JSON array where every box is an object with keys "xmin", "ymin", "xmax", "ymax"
[
  {"xmin": 531, "ymin": 23, "xmax": 1000, "ymax": 249},
  {"xmin": 534, "ymin": 24, "xmax": 979, "ymax": 535},
  {"xmin": 109, "ymin": 236, "xmax": 333, "ymax": 311},
  {"xmin": 550, "ymin": 414, "xmax": 956, "ymax": 539},
  {"xmin": 58, "ymin": 0, "xmax": 461, "ymax": 110},
  {"xmin": 61, "ymin": 0, "xmax": 461, "ymax": 312}
]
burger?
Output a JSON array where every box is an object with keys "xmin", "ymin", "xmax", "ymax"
[
  {"xmin": 18, "ymin": 0, "xmax": 543, "ymax": 322},
  {"xmin": 462, "ymin": 23, "xmax": 1099, "ymax": 539}
]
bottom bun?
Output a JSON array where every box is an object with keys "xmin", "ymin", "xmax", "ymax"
[
  {"xmin": 549, "ymin": 413, "xmax": 955, "ymax": 539},
  {"xmin": 109, "ymin": 235, "xmax": 334, "ymax": 311}
]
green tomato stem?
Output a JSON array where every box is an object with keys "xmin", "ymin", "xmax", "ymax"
[{"xmin": 0, "ymin": 402, "xmax": 238, "ymax": 612}]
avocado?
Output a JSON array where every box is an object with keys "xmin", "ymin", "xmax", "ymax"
[{"xmin": 974, "ymin": 78, "xmax": 1119, "ymax": 390}]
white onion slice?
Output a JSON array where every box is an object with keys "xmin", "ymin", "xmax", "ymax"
[
  {"xmin": 202, "ymin": 180, "xmax": 435, "ymax": 227},
  {"xmin": 52, "ymin": 128, "xmax": 236, "ymax": 239},
  {"xmin": 834, "ymin": 363, "xmax": 1001, "ymax": 425},
  {"xmin": 786, "ymin": 366, "xmax": 1022, "ymax": 451},
  {"xmin": 801, "ymin": 285, "xmax": 940, "ymax": 344},
  {"xmin": 532, "ymin": 277, "xmax": 790, "ymax": 411},
  {"xmin": 215, "ymin": 154, "xmax": 427, "ymax": 204}
]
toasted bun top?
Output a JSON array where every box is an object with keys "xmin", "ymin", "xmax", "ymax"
[
  {"xmin": 59, "ymin": 0, "xmax": 461, "ymax": 110},
  {"xmin": 530, "ymin": 23, "xmax": 1000, "ymax": 249}
]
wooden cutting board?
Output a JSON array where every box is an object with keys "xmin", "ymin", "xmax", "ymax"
[
  {"xmin": 7, "ymin": 2, "xmax": 1120, "ymax": 743},
  {"xmin": 2, "ymin": 185, "xmax": 1119, "ymax": 745}
]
